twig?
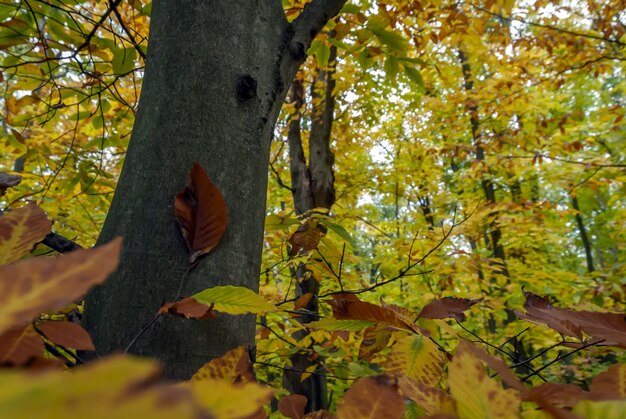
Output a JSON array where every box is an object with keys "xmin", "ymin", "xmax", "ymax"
[
  {"xmin": 109, "ymin": 0, "xmax": 147, "ymax": 60},
  {"xmin": 124, "ymin": 313, "xmax": 161, "ymax": 353},
  {"xmin": 521, "ymin": 340, "xmax": 605, "ymax": 382}
]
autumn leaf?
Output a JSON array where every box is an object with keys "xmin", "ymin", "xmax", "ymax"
[
  {"xmin": 191, "ymin": 285, "xmax": 276, "ymax": 315},
  {"xmin": 192, "ymin": 345, "xmax": 255, "ymax": 383},
  {"xmin": 288, "ymin": 220, "xmax": 326, "ymax": 256},
  {"xmin": 0, "ymin": 203, "xmax": 51, "ymax": 265},
  {"xmin": 523, "ymin": 383, "xmax": 589, "ymax": 408},
  {"xmin": 383, "ymin": 334, "xmax": 445, "ymax": 387},
  {"xmin": 175, "ymin": 162, "xmax": 228, "ymax": 263},
  {"xmin": 159, "ymin": 298, "xmax": 216, "ymax": 320},
  {"xmin": 191, "ymin": 379, "xmax": 273, "ymax": 419},
  {"xmin": 0, "ymin": 237, "xmax": 122, "ymax": 335},
  {"xmin": 307, "ymin": 317, "xmax": 375, "ymax": 332},
  {"xmin": 418, "ymin": 296, "xmax": 483, "ymax": 321},
  {"xmin": 589, "ymin": 363, "xmax": 626, "ymax": 400},
  {"xmin": 0, "ymin": 171, "xmax": 21, "ymax": 196},
  {"xmin": 295, "ymin": 292, "xmax": 314, "ymax": 310},
  {"xmin": 515, "ymin": 291, "xmax": 626, "ymax": 347},
  {"xmin": 336, "ymin": 375, "xmax": 404, "ymax": 419},
  {"xmin": 326, "ymin": 293, "xmax": 416, "ymax": 332},
  {"xmin": 38, "ymin": 320, "xmax": 95, "ymax": 351},
  {"xmin": 359, "ymin": 324, "xmax": 392, "ymax": 359},
  {"xmin": 0, "ymin": 324, "xmax": 44, "ymax": 366},
  {"xmin": 398, "ymin": 375, "xmax": 454, "ymax": 416},
  {"xmin": 0, "ymin": 355, "xmax": 201, "ymax": 418},
  {"xmin": 448, "ymin": 341, "xmax": 521, "ymax": 419},
  {"xmin": 278, "ymin": 394, "xmax": 307, "ymax": 419}
]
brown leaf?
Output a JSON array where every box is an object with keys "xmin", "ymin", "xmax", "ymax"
[
  {"xmin": 523, "ymin": 383, "xmax": 589, "ymax": 408},
  {"xmin": 175, "ymin": 162, "xmax": 228, "ymax": 263},
  {"xmin": 278, "ymin": 394, "xmax": 307, "ymax": 419},
  {"xmin": 159, "ymin": 298, "xmax": 216, "ymax": 320},
  {"xmin": 304, "ymin": 411, "xmax": 334, "ymax": 419},
  {"xmin": 294, "ymin": 293, "xmax": 313, "ymax": 310},
  {"xmin": 418, "ymin": 296, "xmax": 483, "ymax": 322},
  {"xmin": 516, "ymin": 291, "xmax": 626, "ymax": 347},
  {"xmin": 461, "ymin": 340, "xmax": 525, "ymax": 392},
  {"xmin": 0, "ymin": 237, "xmax": 122, "ymax": 335},
  {"xmin": 192, "ymin": 344, "xmax": 255, "ymax": 383},
  {"xmin": 0, "ymin": 171, "xmax": 21, "ymax": 196},
  {"xmin": 39, "ymin": 320, "xmax": 95, "ymax": 350},
  {"xmin": 358, "ymin": 324, "xmax": 392, "ymax": 359},
  {"xmin": 589, "ymin": 363, "xmax": 626, "ymax": 400},
  {"xmin": 0, "ymin": 324, "xmax": 44, "ymax": 366},
  {"xmin": 398, "ymin": 375, "xmax": 454, "ymax": 416},
  {"xmin": 336, "ymin": 375, "xmax": 404, "ymax": 419},
  {"xmin": 288, "ymin": 220, "xmax": 325, "ymax": 256},
  {"xmin": 327, "ymin": 293, "xmax": 416, "ymax": 332},
  {"xmin": 0, "ymin": 203, "xmax": 52, "ymax": 265}
]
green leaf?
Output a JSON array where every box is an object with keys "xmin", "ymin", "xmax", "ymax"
[
  {"xmin": 404, "ymin": 66, "xmax": 425, "ymax": 91},
  {"xmin": 322, "ymin": 221, "xmax": 356, "ymax": 248},
  {"xmin": 370, "ymin": 28, "xmax": 407, "ymax": 52},
  {"xmin": 308, "ymin": 318, "xmax": 375, "ymax": 331},
  {"xmin": 112, "ymin": 47, "xmax": 137, "ymax": 75},
  {"xmin": 192, "ymin": 286, "xmax": 275, "ymax": 315},
  {"xmin": 384, "ymin": 55, "xmax": 399, "ymax": 81},
  {"xmin": 341, "ymin": 4, "xmax": 361, "ymax": 14}
]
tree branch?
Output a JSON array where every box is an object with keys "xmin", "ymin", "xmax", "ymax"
[
  {"xmin": 292, "ymin": 0, "xmax": 347, "ymax": 50},
  {"xmin": 42, "ymin": 232, "xmax": 83, "ymax": 253}
]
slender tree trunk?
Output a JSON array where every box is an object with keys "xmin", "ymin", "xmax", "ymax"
[
  {"xmin": 571, "ymin": 194, "xmax": 595, "ymax": 273},
  {"xmin": 83, "ymin": 0, "xmax": 346, "ymax": 379},
  {"xmin": 458, "ymin": 47, "xmax": 509, "ymax": 279},
  {"xmin": 283, "ymin": 45, "xmax": 337, "ymax": 412}
]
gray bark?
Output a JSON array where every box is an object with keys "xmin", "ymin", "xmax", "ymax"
[{"xmin": 83, "ymin": 0, "xmax": 346, "ymax": 379}]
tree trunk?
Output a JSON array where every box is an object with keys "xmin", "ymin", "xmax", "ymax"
[
  {"xmin": 571, "ymin": 194, "xmax": 595, "ymax": 273},
  {"xmin": 283, "ymin": 45, "xmax": 337, "ymax": 412},
  {"xmin": 83, "ymin": 0, "xmax": 346, "ymax": 379}
]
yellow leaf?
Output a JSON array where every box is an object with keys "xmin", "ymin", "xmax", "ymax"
[
  {"xmin": 192, "ymin": 345, "xmax": 255, "ymax": 383},
  {"xmin": 192, "ymin": 285, "xmax": 275, "ymax": 315},
  {"xmin": 0, "ymin": 238, "xmax": 122, "ymax": 335},
  {"xmin": 191, "ymin": 379, "xmax": 273, "ymax": 419},
  {"xmin": 0, "ymin": 203, "xmax": 51, "ymax": 264},
  {"xmin": 572, "ymin": 400, "xmax": 626, "ymax": 419},
  {"xmin": 449, "ymin": 341, "xmax": 520, "ymax": 419},
  {"xmin": 383, "ymin": 334, "xmax": 445, "ymax": 387}
]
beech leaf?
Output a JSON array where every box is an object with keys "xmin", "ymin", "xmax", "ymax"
[
  {"xmin": 0, "ymin": 324, "xmax": 44, "ymax": 366},
  {"xmin": 383, "ymin": 334, "xmax": 445, "ymax": 387},
  {"xmin": 192, "ymin": 285, "xmax": 276, "ymax": 315},
  {"xmin": 0, "ymin": 237, "xmax": 122, "ymax": 335},
  {"xmin": 159, "ymin": 298, "xmax": 216, "ymax": 320},
  {"xmin": 288, "ymin": 220, "xmax": 325, "ymax": 256},
  {"xmin": 326, "ymin": 293, "xmax": 416, "ymax": 332},
  {"xmin": 175, "ymin": 162, "xmax": 228, "ymax": 263},
  {"xmin": 0, "ymin": 203, "xmax": 52, "ymax": 265},
  {"xmin": 515, "ymin": 291, "xmax": 626, "ymax": 347},
  {"xmin": 418, "ymin": 296, "xmax": 483, "ymax": 321},
  {"xmin": 39, "ymin": 320, "xmax": 95, "ymax": 350},
  {"xmin": 336, "ymin": 375, "xmax": 404, "ymax": 419},
  {"xmin": 278, "ymin": 394, "xmax": 307, "ymax": 419},
  {"xmin": 192, "ymin": 345, "xmax": 255, "ymax": 383}
]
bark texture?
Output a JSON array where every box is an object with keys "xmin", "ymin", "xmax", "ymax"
[{"xmin": 83, "ymin": 0, "xmax": 346, "ymax": 379}]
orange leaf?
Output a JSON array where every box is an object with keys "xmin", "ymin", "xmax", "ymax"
[
  {"xmin": 523, "ymin": 383, "xmax": 589, "ymax": 408},
  {"xmin": 0, "ymin": 324, "xmax": 44, "ymax": 366},
  {"xmin": 278, "ymin": 394, "xmax": 307, "ymax": 419},
  {"xmin": 589, "ymin": 363, "xmax": 626, "ymax": 400},
  {"xmin": 175, "ymin": 162, "xmax": 228, "ymax": 263},
  {"xmin": 0, "ymin": 203, "xmax": 51, "ymax": 265},
  {"xmin": 294, "ymin": 292, "xmax": 313, "ymax": 310},
  {"xmin": 288, "ymin": 220, "xmax": 325, "ymax": 256},
  {"xmin": 327, "ymin": 293, "xmax": 416, "ymax": 332},
  {"xmin": 192, "ymin": 344, "xmax": 255, "ymax": 383},
  {"xmin": 515, "ymin": 291, "xmax": 626, "ymax": 347},
  {"xmin": 418, "ymin": 297, "xmax": 483, "ymax": 321},
  {"xmin": 39, "ymin": 320, "xmax": 95, "ymax": 350},
  {"xmin": 159, "ymin": 298, "xmax": 216, "ymax": 320},
  {"xmin": 0, "ymin": 237, "xmax": 122, "ymax": 335},
  {"xmin": 336, "ymin": 376, "xmax": 404, "ymax": 419},
  {"xmin": 359, "ymin": 324, "xmax": 392, "ymax": 359}
]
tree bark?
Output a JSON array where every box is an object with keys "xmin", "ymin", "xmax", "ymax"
[
  {"xmin": 283, "ymin": 45, "xmax": 337, "ymax": 412},
  {"xmin": 83, "ymin": 0, "xmax": 346, "ymax": 379},
  {"xmin": 571, "ymin": 194, "xmax": 595, "ymax": 273}
]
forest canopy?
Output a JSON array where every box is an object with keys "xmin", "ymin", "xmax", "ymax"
[{"xmin": 0, "ymin": 0, "xmax": 625, "ymax": 418}]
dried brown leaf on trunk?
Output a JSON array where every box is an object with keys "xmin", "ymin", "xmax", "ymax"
[
  {"xmin": 418, "ymin": 297, "xmax": 483, "ymax": 321},
  {"xmin": 0, "ymin": 203, "xmax": 52, "ymax": 265},
  {"xmin": 159, "ymin": 298, "xmax": 216, "ymax": 320},
  {"xmin": 39, "ymin": 320, "xmax": 95, "ymax": 350},
  {"xmin": 336, "ymin": 375, "xmax": 403, "ymax": 419},
  {"xmin": 175, "ymin": 162, "xmax": 228, "ymax": 263},
  {"xmin": 515, "ymin": 291, "xmax": 626, "ymax": 347},
  {"xmin": 278, "ymin": 394, "xmax": 307, "ymax": 419},
  {"xmin": 0, "ymin": 237, "xmax": 122, "ymax": 335}
]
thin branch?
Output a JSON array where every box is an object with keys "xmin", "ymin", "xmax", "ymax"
[
  {"xmin": 521, "ymin": 340, "xmax": 605, "ymax": 382},
  {"xmin": 42, "ymin": 232, "xmax": 83, "ymax": 253},
  {"xmin": 109, "ymin": 0, "xmax": 147, "ymax": 60},
  {"xmin": 291, "ymin": 0, "xmax": 348, "ymax": 50}
]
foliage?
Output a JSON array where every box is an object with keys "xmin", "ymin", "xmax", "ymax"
[{"xmin": 1, "ymin": 0, "xmax": 626, "ymax": 418}]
